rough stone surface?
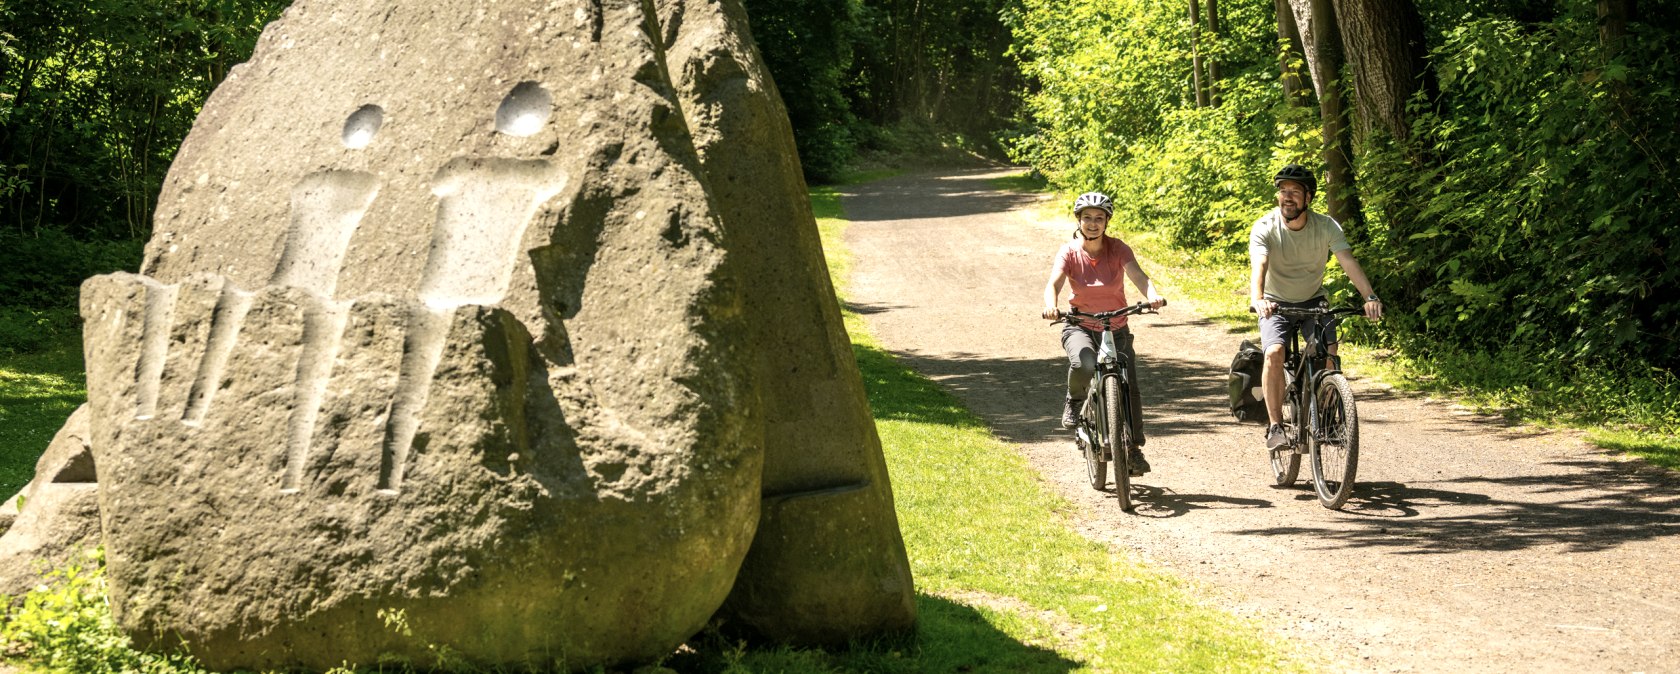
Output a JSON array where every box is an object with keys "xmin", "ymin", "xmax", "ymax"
[
  {"xmin": 653, "ymin": 0, "xmax": 916, "ymax": 642},
  {"xmin": 80, "ymin": 1, "xmax": 759, "ymax": 670},
  {"xmin": 0, "ymin": 405, "xmax": 100, "ymax": 601},
  {"xmin": 61, "ymin": 0, "xmax": 913, "ymax": 670}
]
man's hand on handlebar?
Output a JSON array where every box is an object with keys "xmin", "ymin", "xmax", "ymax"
[
  {"xmin": 1251, "ymin": 299, "xmax": 1278, "ymax": 318},
  {"xmin": 1363, "ymin": 297, "xmax": 1384, "ymax": 322}
]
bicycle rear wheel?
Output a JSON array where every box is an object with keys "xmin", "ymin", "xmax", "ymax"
[
  {"xmin": 1309, "ymin": 373, "xmax": 1360, "ymax": 510},
  {"xmin": 1104, "ymin": 375, "xmax": 1133, "ymax": 512},
  {"xmin": 1082, "ymin": 396, "xmax": 1106, "ymax": 491}
]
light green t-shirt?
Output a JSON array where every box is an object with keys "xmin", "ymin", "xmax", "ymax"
[{"xmin": 1248, "ymin": 209, "xmax": 1351, "ymax": 303}]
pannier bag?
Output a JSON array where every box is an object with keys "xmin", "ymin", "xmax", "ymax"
[{"xmin": 1227, "ymin": 340, "xmax": 1268, "ymax": 423}]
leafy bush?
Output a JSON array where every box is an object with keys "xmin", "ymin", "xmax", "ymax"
[
  {"xmin": 0, "ymin": 230, "xmax": 142, "ymax": 310},
  {"xmin": 0, "ymin": 306, "xmax": 78, "ymax": 355},
  {"xmin": 1359, "ymin": 16, "xmax": 1680, "ymax": 372},
  {"xmin": 0, "ymin": 230, "xmax": 139, "ymax": 354},
  {"xmin": 0, "ymin": 549, "xmax": 207, "ymax": 674},
  {"xmin": 1008, "ymin": 0, "xmax": 1290, "ymax": 256}
]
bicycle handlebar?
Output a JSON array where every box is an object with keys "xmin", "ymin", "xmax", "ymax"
[
  {"xmin": 1057, "ymin": 299, "xmax": 1166, "ymax": 325},
  {"xmin": 1273, "ymin": 306, "xmax": 1365, "ymax": 319},
  {"xmin": 1247, "ymin": 303, "xmax": 1367, "ymax": 319}
]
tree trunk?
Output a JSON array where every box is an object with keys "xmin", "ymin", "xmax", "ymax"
[
  {"xmin": 1598, "ymin": 0, "xmax": 1633, "ymax": 56},
  {"xmin": 1208, "ymin": 0, "xmax": 1223, "ymax": 107},
  {"xmin": 1331, "ymin": 0, "xmax": 1435, "ymax": 142},
  {"xmin": 1276, "ymin": 0, "xmax": 1313, "ymax": 106},
  {"xmin": 1286, "ymin": 0, "xmax": 1362, "ymax": 231},
  {"xmin": 1190, "ymin": 0, "xmax": 1209, "ymax": 108}
]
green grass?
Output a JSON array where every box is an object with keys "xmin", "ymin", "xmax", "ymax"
[{"xmin": 0, "ymin": 337, "xmax": 86, "ymax": 498}]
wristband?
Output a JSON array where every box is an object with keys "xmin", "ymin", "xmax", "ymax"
[{"xmin": 1365, "ymin": 294, "xmax": 1381, "ymax": 302}]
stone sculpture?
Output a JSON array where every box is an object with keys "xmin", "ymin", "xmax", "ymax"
[{"xmin": 0, "ymin": 0, "xmax": 918, "ymax": 670}]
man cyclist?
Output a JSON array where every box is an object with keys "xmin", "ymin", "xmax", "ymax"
[
  {"xmin": 1250, "ymin": 164, "xmax": 1383, "ymax": 449},
  {"xmin": 1042, "ymin": 191, "xmax": 1166, "ymax": 475}
]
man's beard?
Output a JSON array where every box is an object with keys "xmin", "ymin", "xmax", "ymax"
[{"xmin": 1280, "ymin": 203, "xmax": 1303, "ymax": 221}]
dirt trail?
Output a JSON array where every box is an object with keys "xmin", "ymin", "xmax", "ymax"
[{"xmin": 840, "ymin": 168, "xmax": 1680, "ymax": 673}]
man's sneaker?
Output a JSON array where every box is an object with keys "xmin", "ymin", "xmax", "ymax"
[
  {"xmin": 1128, "ymin": 448, "xmax": 1151, "ymax": 476},
  {"xmin": 1265, "ymin": 423, "xmax": 1288, "ymax": 449},
  {"xmin": 1061, "ymin": 397, "xmax": 1079, "ymax": 429}
]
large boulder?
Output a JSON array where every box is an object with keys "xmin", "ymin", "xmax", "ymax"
[
  {"xmin": 0, "ymin": 405, "xmax": 100, "ymax": 602},
  {"xmin": 82, "ymin": 1, "xmax": 755, "ymax": 670},
  {"xmin": 64, "ymin": 0, "xmax": 913, "ymax": 670},
  {"xmin": 654, "ymin": 0, "xmax": 916, "ymax": 642}
]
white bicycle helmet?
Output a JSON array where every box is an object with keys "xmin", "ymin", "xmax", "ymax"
[{"xmin": 1073, "ymin": 191, "xmax": 1114, "ymax": 216}]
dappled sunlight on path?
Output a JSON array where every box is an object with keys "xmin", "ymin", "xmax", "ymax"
[{"xmin": 841, "ymin": 169, "xmax": 1680, "ymax": 674}]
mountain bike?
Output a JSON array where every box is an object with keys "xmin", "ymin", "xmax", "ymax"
[
  {"xmin": 1260, "ymin": 303, "xmax": 1365, "ymax": 510},
  {"xmin": 1059, "ymin": 300, "xmax": 1163, "ymax": 513}
]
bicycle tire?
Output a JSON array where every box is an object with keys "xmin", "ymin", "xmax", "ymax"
[
  {"xmin": 1271, "ymin": 396, "xmax": 1301, "ymax": 486},
  {"xmin": 1309, "ymin": 373, "xmax": 1360, "ymax": 510},
  {"xmin": 1105, "ymin": 375, "xmax": 1133, "ymax": 512},
  {"xmin": 1083, "ymin": 395, "xmax": 1106, "ymax": 491}
]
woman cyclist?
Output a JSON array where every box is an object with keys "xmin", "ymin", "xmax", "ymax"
[{"xmin": 1041, "ymin": 191, "xmax": 1166, "ymax": 475}]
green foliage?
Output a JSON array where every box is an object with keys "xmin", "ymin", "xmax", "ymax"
[
  {"xmin": 742, "ymin": 0, "xmax": 861, "ymax": 181},
  {"xmin": 0, "ymin": 229, "xmax": 142, "ymax": 309},
  {"xmin": 0, "ymin": 0, "xmax": 282, "ymax": 356},
  {"xmin": 0, "ymin": 549, "xmax": 208, "ymax": 674},
  {"xmin": 0, "ymin": 0, "xmax": 289, "ymax": 242},
  {"xmin": 743, "ymin": 0, "xmax": 1024, "ymax": 179},
  {"xmin": 1358, "ymin": 16, "xmax": 1680, "ymax": 373},
  {"xmin": 0, "ymin": 229, "xmax": 139, "ymax": 355},
  {"xmin": 1007, "ymin": 0, "xmax": 1284, "ymax": 252}
]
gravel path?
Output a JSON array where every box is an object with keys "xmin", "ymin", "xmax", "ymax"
[{"xmin": 840, "ymin": 168, "xmax": 1680, "ymax": 673}]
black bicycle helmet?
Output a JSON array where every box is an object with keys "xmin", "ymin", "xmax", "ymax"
[{"xmin": 1272, "ymin": 164, "xmax": 1317, "ymax": 197}]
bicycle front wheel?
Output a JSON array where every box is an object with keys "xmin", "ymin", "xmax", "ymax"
[
  {"xmin": 1104, "ymin": 375, "xmax": 1133, "ymax": 512},
  {"xmin": 1308, "ymin": 373, "xmax": 1360, "ymax": 510}
]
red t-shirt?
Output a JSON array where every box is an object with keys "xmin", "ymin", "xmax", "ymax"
[{"xmin": 1054, "ymin": 235, "xmax": 1136, "ymax": 330}]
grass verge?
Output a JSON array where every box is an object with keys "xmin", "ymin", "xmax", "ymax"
[{"xmin": 0, "ymin": 337, "xmax": 85, "ymax": 498}]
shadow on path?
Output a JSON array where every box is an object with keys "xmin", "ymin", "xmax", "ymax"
[
  {"xmin": 1237, "ymin": 460, "xmax": 1680, "ymax": 554},
  {"xmin": 858, "ymin": 317, "xmax": 1680, "ymax": 556},
  {"xmin": 839, "ymin": 168, "xmax": 1044, "ymax": 222}
]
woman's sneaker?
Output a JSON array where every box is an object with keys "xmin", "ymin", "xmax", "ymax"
[{"xmin": 1061, "ymin": 397, "xmax": 1079, "ymax": 428}]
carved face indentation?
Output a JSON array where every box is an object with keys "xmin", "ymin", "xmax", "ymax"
[
  {"xmin": 495, "ymin": 82, "xmax": 552, "ymax": 137},
  {"xmin": 341, "ymin": 105, "xmax": 385, "ymax": 149}
]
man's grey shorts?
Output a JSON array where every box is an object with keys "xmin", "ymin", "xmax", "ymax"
[{"xmin": 1259, "ymin": 298, "xmax": 1336, "ymax": 352}]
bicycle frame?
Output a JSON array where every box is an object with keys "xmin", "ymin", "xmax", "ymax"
[
  {"xmin": 1060, "ymin": 300, "xmax": 1161, "ymax": 513},
  {"xmin": 1278, "ymin": 307, "xmax": 1358, "ymax": 449},
  {"xmin": 1073, "ymin": 323, "xmax": 1128, "ymax": 460},
  {"xmin": 1260, "ymin": 302, "xmax": 1365, "ymax": 510}
]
